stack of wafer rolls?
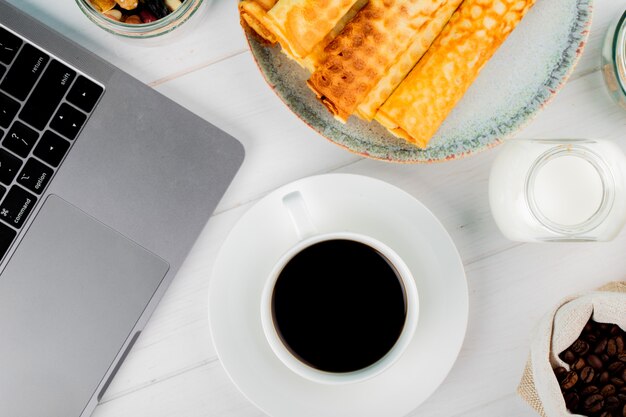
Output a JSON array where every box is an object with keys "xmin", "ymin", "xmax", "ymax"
[
  {"xmin": 354, "ymin": 0, "xmax": 463, "ymax": 121},
  {"xmin": 376, "ymin": 0, "xmax": 537, "ymax": 148},
  {"xmin": 240, "ymin": 0, "xmax": 537, "ymax": 149},
  {"xmin": 308, "ymin": 0, "xmax": 462, "ymax": 122}
]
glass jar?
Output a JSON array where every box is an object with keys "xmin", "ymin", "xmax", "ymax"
[
  {"xmin": 489, "ymin": 139, "xmax": 626, "ymax": 242},
  {"xmin": 602, "ymin": 8, "xmax": 626, "ymax": 109},
  {"xmin": 76, "ymin": 0, "xmax": 206, "ymax": 41}
]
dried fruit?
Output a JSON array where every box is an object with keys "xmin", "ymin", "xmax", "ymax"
[
  {"xmin": 115, "ymin": 0, "xmax": 139, "ymax": 10},
  {"xmin": 124, "ymin": 15, "xmax": 142, "ymax": 24},
  {"xmin": 103, "ymin": 9, "xmax": 123, "ymax": 21},
  {"xmin": 89, "ymin": 0, "xmax": 116, "ymax": 12},
  {"xmin": 164, "ymin": 0, "xmax": 182, "ymax": 12}
]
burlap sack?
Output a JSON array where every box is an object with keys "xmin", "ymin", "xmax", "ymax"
[{"xmin": 518, "ymin": 282, "xmax": 626, "ymax": 417}]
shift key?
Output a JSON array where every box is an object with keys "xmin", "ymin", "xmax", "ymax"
[
  {"xmin": 0, "ymin": 185, "xmax": 37, "ymax": 229},
  {"xmin": 19, "ymin": 60, "xmax": 75, "ymax": 131}
]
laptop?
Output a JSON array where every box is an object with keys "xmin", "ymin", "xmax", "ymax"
[{"xmin": 0, "ymin": 1, "xmax": 245, "ymax": 416}]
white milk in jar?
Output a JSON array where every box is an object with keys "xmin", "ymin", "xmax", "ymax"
[{"xmin": 489, "ymin": 139, "xmax": 626, "ymax": 242}]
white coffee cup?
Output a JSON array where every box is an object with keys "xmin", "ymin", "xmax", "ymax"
[{"xmin": 260, "ymin": 191, "xmax": 419, "ymax": 385}]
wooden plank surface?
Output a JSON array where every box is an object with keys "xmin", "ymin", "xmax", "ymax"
[{"xmin": 5, "ymin": 0, "xmax": 626, "ymax": 416}]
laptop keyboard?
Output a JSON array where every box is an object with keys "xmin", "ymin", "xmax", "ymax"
[{"xmin": 0, "ymin": 25, "xmax": 104, "ymax": 261}]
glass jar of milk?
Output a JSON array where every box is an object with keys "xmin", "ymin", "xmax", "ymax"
[{"xmin": 489, "ymin": 139, "xmax": 626, "ymax": 242}]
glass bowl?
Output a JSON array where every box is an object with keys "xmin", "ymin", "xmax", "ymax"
[
  {"xmin": 76, "ymin": 0, "xmax": 206, "ymax": 40},
  {"xmin": 602, "ymin": 8, "xmax": 626, "ymax": 109}
]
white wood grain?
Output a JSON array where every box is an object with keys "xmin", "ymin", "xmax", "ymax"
[
  {"xmin": 93, "ymin": 219, "xmax": 626, "ymax": 417},
  {"xmin": 99, "ymin": 1, "xmax": 626, "ymax": 413},
  {"xmin": 5, "ymin": 0, "xmax": 626, "ymax": 416},
  {"xmin": 97, "ymin": 69, "xmax": 626, "ymax": 414}
]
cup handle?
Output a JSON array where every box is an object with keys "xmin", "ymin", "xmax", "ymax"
[{"xmin": 283, "ymin": 191, "xmax": 317, "ymax": 241}]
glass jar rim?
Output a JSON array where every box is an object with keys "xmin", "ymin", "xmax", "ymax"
[
  {"xmin": 613, "ymin": 9, "xmax": 626, "ymax": 97},
  {"xmin": 524, "ymin": 145, "xmax": 616, "ymax": 237},
  {"xmin": 76, "ymin": 0, "xmax": 202, "ymax": 36}
]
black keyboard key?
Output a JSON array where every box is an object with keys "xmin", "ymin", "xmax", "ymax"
[
  {"xmin": 0, "ymin": 221, "xmax": 17, "ymax": 260},
  {"xmin": 50, "ymin": 103, "xmax": 86, "ymax": 140},
  {"xmin": 33, "ymin": 131, "xmax": 70, "ymax": 167},
  {"xmin": 19, "ymin": 60, "xmax": 76, "ymax": 130},
  {"xmin": 0, "ymin": 64, "xmax": 5, "ymax": 80},
  {"xmin": 17, "ymin": 158, "xmax": 53, "ymax": 195},
  {"xmin": 3, "ymin": 121, "xmax": 39, "ymax": 158},
  {"xmin": 0, "ymin": 185, "xmax": 37, "ymax": 229},
  {"xmin": 0, "ymin": 184, "xmax": 4, "ymax": 199},
  {"xmin": 0, "ymin": 44, "xmax": 49, "ymax": 100},
  {"xmin": 67, "ymin": 76, "xmax": 103, "ymax": 113},
  {"xmin": 0, "ymin": 91, "xmax": 19, "ymax": 128},
  {"xmin": 0, "ymin": 27, "xmax": 22, "ymax": 65},
  {"xmin": 0, "ymin": 149, "xmax": 22, "ymax": 185}
]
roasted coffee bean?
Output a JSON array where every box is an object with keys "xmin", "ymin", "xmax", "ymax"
[
  {"xmin": 562, "ymin": 350, "xmax": 577, "ymax": 365},
  {"xmin": 606, "ymin": 396, "xmax": 620, "ymax": 410},
  {"xmin": 573, "ymin": 340, "xmax": 590, "ymax": 356},
  {"xmin": 582, "ymin": 385, "xmax": 600, "ymax": 396},
  {"xmin": 555, "ymin": 320, "xmax": 626, "ymax": 417},
  {"xmin": 561, "ymin": 371, "xmax": 579, "ymax": 390},
  {"xmin": 598, "ymin": 339, "xmax": 611, "ymax": 354},
  {"xmin": 581, "ymin": 366, "xmax": 596, "ymax": 383},
  {"xmin": 617, "ymin": 336, "xmax": 625, "ymax": 354},
  {"xmin": 573, "ymin": 358, "xmax": 587, "ymax": 371},
  {"xmin": 601, "ymin": 384, "xmax": 617, "ymax": 397},
  {"xmin": 609, "ymin": 361, "xmax": 625, "ymax": 374},
  {"xmin": 554, "ymin": 366, "xmax": 568, "ymax": 381},
  {"xmin": 564, "ymin": 391, "xmax": 580, "ymax": 410},
  {"xmin": 584, "ymin": 394, "xmax": 605, "ymax": 413},
  {"xmin": 590, "ymin": 354, "xmax": 605, "ymax": 370}
]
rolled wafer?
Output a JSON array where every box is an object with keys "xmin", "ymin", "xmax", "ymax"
[
  {"xmin": 377, "ymin": 0, "xmax": 537, "ymax": 148},
  {"xmin": 239, "ymin": 0, "xmax": 279, "ymax": 45},
  {"xmin": 299, "ymin": 0, "xmax": 369, "ymax": 72},
  {"xmin": 307, "ymin": 0, "xmax": 452, "ymax": 122},
  {"xmin": 355, "ymin": 0, "xmax": 463, "ymax": 121},
  {"xmin": 240, "ymin": 0, "xmax": 362, "ymax": 60}
]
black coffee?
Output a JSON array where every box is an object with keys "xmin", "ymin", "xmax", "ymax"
[{"xmin": 271, "ymin": 239, "xmax": 407, "ymax": 373}]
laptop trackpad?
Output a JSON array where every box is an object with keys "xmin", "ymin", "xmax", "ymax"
[{"xmin": 0, "ymin": 195, "xmax": 169, "ymax": 417}]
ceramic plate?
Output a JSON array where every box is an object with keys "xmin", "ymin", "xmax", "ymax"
[
  {"xmin": 244, "ymin": 0, "xmax": 592, "ymax": 163},
  {"xmin": 209, "ymin": 174, "xmax": 468, "ymax": 417}
]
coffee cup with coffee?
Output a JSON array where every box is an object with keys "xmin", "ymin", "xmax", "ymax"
[{"xmin": 260, "ymin": 191, "xmax": 419, "ymax": 385}]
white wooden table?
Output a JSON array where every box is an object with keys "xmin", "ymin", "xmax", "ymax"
[{"xmin": 8, "ymin": 1, "xmax": 626, "ymax": 416}]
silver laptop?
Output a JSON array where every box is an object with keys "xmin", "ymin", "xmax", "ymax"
[{"xmin": 0, "ymin": 2, "xmax": 245, "ymax": 416}]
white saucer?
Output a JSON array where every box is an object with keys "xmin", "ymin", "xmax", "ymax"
[{"xmin": 209, "ymin": 174, "xmax": 468, "ymax": 417}]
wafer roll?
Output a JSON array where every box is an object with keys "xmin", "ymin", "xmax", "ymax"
[
  {"xmin": 377, "ymin": 0, "xmax": 537, "ymax": 148},
  {"xmin": 241, "ymin": 0, "xmax": 362, "ymax": 60},
  {"xmin": 307, "ymin": 0, "xmax": 452, "ymax": 122},
  {"xmin": 239, "ymin": 0, "xmax": 279, "ymax": 44},
  {"xmin": 300, "ymin": 0, "xmax": 368, "ymax": 72},
  {"xmin": 355, "ymin": 0, "xmax": 463, "ymax": 121}
]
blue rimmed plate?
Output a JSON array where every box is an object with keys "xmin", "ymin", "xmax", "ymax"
[{"xmin": 244, "ymin": 0, "xmax": 593, "ymax": 163}]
